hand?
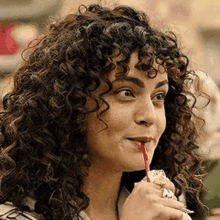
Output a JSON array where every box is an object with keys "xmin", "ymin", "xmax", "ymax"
[
  {"xmin": 206, "ymin": 208, "xmax": 220, "ymax": 220},
  {"xmin": 120, "ymin": 179, "xmax": 184, "ymax": 220}
]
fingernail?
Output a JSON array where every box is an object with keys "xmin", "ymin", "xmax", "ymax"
[{"xmin": 182, "ymin": 207, "xmax": 194, "ymax": 214}]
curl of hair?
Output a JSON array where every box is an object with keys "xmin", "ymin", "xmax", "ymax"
[{"xmin": 0, "ymin": 4, "xmax": 205, "ymax": 220}]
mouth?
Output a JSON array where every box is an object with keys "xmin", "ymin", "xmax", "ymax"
[
  {"xmin": 127, "ymin": 136, "xmax": 152, "ymax": 179},
  {"xmin": 126, "ymin": 136, "xmax": 153, "ymax": 150}
]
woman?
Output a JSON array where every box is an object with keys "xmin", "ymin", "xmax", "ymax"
[{"xmin": 0, "ymin": 4, "xmax": 205, "ymax": 220}]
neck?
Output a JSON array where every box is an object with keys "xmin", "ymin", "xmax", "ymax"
[{"xmin": 82, "ymin": 163, "xmax": 122, "ymax": 220}]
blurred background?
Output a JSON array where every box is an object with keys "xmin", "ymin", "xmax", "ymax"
[
  {"xmin": 1, "ymin": 0, "xmax": 220, "ymax": 219},
  {"xmin": 2, "ymin": 0, "xmax": 220, "ymax": 100}
]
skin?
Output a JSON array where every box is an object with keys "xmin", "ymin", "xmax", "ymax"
[
  {"xmin": 83, "ymin": 52, "xmax": 184, "ymax": 220},
  {"xmin": 206, "ymin": 209, "xmax": 220, "ymax": 220}
]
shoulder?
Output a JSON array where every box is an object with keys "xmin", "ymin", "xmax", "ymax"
[{"xmin": 0, "ymin": 202, "xmax": 42, "ymax": 220}]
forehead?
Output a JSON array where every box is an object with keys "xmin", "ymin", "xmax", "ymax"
[{"xmin": 108, "ymin": 52, "xmax": 167, "ymax": 81}]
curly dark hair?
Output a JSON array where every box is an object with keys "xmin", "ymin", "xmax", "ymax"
[{"xmin": 0, "ymin": 3, "xmax": 205, "ymax": 220}]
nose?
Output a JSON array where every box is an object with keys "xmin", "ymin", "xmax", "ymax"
[{"xmin": 134, "ymin": 98, "xmax": 156, "ymax": 126}]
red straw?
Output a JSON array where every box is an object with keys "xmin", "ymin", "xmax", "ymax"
[{"xmin": 140, "ymin": 144, "xmax": 150, "ymax": 182}]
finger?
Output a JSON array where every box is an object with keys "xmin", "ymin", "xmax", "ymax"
[
  {"xmin": 161, "ymin": 188, "xmax": 177, "ymax": 200},
  {"xmin": 163, "ymin": 206, "xmax": 183, "ymax": 220},
  {"xmin": 206, "ymin": 217, "xmax": 220, "ymax": 220},
  {"xmin": 153, "ymin": 178, "xmax": 175, "ymax": 192},
  {"xmin": 211, "ymin": 208, "xmax": 220, "ymax": 215},
  {"xmin": 141, "ymin": 178, "xmax": 161, "ymax": 190},
  {"xmin": 160, "ymin": 198, "xmax": 184, "ymax": 210},
  {"xmin": 135, "ymin": 180, "xmax": 161, "ymax": 190},
  {"xmin": 134, "ymin": 181, "xmax": 162, "ymax": 197}
]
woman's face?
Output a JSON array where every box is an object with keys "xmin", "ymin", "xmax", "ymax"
[{"xmin": 86, "ymin": 53, "xmax": 168, "ymax": 172}]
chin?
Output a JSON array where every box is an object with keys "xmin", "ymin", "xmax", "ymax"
[{"xmin": 122, "ymin": 164, "xmax": 146, "ymax": 172}]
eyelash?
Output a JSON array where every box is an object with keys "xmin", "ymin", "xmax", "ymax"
[
  {"xmin": 116, "ymin": 88, "xmax": 167, "ymax": 101},
  {"xmin": 152, "ymin": 92, "xmax": 167, "ymax": 101},
  {"xmin": 116, "ymin": 88, "xmax": 135, "ymax": 98}
]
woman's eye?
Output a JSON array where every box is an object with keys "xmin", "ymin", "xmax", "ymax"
[
  {"xmin": 153, "ymin": 92, "xmax": 166, "ymax": 101},
  {"xmin": 116, "ymin": 89, "xmax": 135, "ymax": 98}
]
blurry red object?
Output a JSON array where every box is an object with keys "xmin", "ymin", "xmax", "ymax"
[{"xmin": 0, "ymin": 24, "xmax": 18, "ymax": 55}]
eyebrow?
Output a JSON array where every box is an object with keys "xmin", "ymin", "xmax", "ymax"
[
  {"xmin": 112, "ymin": 76, "xmax": 168, "ymax": 89},
  {"xmin": 155, "ymin": 79, "xmax": 168, "ymax": 89},
  {"xmin": 112, "ymin": 76, "xmax": 144, "ymax": 87}
]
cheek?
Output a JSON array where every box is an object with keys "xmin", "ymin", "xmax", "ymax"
[
  {"xmin": 86, "ymin": 107, "xmax": 126, "ymax": 140},
  {"xmin": 85, "ymin": 114, "xmax": 104, "ymax": 156},
  {"xmin": 104, "ymin": 101, "xmax": 137, "ymax": 138},
  {"xmin": 158, "ymin": 109, "xmax": 166, "ymax": 135},
  {"xmin": 85, "ymin": 105, "xmax": 132, "ymax": 155},
  {"xmin": 105, "ymin": 110, "xmax": 130, "ymax": 132},
  {"xmin": 162, "ymin": 114, "xmax": 166, "ymax": 131}
]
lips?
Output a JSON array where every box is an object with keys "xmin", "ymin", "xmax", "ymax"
[
  {"xmin": 127, "ymin": 136, "xmax": 153, "ymax": 149},
  {"xmin": 128, "ymin": 140, "xmax": 142, "ymax": 149}
]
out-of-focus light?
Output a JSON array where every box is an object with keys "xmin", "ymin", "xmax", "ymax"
[{"xmin": 0, "ymin": 24, "xmax": 18, "ymax": 55}]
